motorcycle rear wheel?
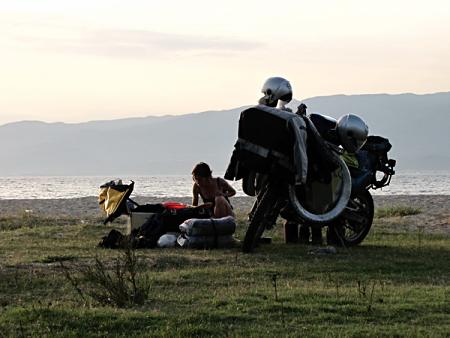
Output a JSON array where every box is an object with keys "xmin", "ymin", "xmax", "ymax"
[
  {"xmin": 327, "ymin": 189, "xmax": 374, "ymax": 247},
  {"xmin": 242, "ymin": 186, "xmax": 278, "ymax": 253}
]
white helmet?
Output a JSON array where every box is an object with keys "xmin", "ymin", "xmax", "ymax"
[
  {"xmin": 258, "ymin": 77, "xmax": 293, "ymax": 108},
  {"xmin": 337, "ymin": 114, "xmax": 369, "ymax": 153}
]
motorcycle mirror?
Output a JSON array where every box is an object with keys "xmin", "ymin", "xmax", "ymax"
[{"xmin": 388, "ymin": 159, "xmax": 396, "ymax": 167}]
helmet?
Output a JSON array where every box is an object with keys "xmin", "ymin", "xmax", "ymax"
[
  {"xmin": 337, "ymin": 114, "xmax": 369, "ymax": 153},
  {"xmin": 258, "ymin": 77, "xmax": 293, "ymax": 108}
]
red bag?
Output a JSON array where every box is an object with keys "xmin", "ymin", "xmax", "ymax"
[{"xmin": 162, "ymin": 201, "xmax": 188, "ymax": 209}]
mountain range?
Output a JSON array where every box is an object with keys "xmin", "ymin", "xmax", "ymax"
[{"xmin": 1, "ymin": 92, "xmax": 449, "ymax": 176}]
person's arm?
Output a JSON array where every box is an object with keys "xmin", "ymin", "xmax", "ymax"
[
  {"xmin": 192, "ymin": 184, "xmax": 199, "ymax": 206},
  {"xmin": 219, "ymin": 178, "xmax": 236, "ymax": 198}
]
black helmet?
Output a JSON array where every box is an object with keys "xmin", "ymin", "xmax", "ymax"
[{"xmin": 337, "ymin": 114, "xmax": 369, "ymax": 153}]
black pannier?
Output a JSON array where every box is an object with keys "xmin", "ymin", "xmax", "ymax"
[
  {"xmin": 225, "ymin": 107, "xmax": 298, "ymax": 183},
  {"xmin": 238, "ymin": 107, "xmax": 295, "ymax": 159},
  {"xmin": 362, "ymin": 136, "xmax": 392, "ymax": 154},
  {"xmin": 356, "ymin": 136, "xmax": 392, "ymax": 172}
]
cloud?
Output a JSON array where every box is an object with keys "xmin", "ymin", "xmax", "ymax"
[{"xmin": 12, "ymin": 28, "xmax": 264, "ymax": 58}]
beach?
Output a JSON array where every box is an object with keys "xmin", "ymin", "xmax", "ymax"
[{"xmin": 1, "ymin": 195, "xmax": 449, "ymax": 234}]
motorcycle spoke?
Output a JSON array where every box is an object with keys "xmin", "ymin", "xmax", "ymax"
[
  {"xmin": 341, "ymin": 221, "xmax": 363, "ymax": 239},
  {"xmin": 343, "ymin": 223, "xmax": 356, "ymax": 232}
]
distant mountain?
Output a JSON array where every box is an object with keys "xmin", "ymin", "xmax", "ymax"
[
  {"xmin": 0, "ymin": 108, "xmax": 245, "ymax": 176},
  {"xmin": 297, "ymin": 92, "xmax": 450, "ymax": 170},
  {"xmin": 1, "ymin": 92, "xmax": 449, "ymax": 176}
]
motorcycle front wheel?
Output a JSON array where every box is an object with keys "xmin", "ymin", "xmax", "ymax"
[
  {"xmin": 242, "ymin": 186, "xmax": 278, "ymax": 253},
  {"xmin": 327, "ymin": 189, "xmax": 374, "ymax": 247}
]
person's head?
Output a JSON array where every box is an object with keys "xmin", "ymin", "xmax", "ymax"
[
  {"xmin": 337, "ymin": 114, "xmax": 369, "ymax": 153},
  {"xmin": 192, "ymin": 162, "xmax": 212, "ymax": 184},
  {"xmin": 258, "ymin": 77, "xmax": 293, "ymax": 109}
]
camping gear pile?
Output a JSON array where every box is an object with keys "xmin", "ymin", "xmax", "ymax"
[
  {"xmin": 177, "ymin": 216, "xmax": 236, "ymax": 248},
  {"xmin": 97, "ymin": 180, "xmax": 237, "ymax": 249}
]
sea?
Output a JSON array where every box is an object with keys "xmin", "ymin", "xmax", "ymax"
[{"xmin": 0, "ymin": 170, "xmax": 449, "ymax": 199}]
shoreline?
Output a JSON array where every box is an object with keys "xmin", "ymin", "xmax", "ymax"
[{"xmin": 1, "ymin": 195, "xmax": 449, "ymax": 234}]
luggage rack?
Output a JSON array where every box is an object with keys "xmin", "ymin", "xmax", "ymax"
[{"xmin": 372, "ymin": 158, "xmax": 396, "ymax": 189}]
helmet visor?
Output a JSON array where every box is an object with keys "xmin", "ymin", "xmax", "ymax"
[{"xmin": 279, "ymin": 92, "xmax": 292, "ymax": 103}]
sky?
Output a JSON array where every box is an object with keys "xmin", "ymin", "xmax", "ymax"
[{"xmin": 0, "ymin": 0, "xmax": 449, "ymax": 125}]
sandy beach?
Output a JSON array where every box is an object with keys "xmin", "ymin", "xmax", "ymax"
[{"xmin": 1, "ymin": 195, "xmax": 449, "ymax": 234}]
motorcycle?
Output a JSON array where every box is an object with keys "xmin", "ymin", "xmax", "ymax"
[{"xmin": 225, "ymin": 104, "xmax": 395, "ymax": 252}]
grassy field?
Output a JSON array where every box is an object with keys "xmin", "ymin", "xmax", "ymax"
[{"xmin": 0, "ymin": 210, "xmax": 449, "ymax": 337}]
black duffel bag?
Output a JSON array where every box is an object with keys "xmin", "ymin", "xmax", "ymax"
[{"xmin": 132, "ymin": 206, "xmax": 213, "ymax": 248}]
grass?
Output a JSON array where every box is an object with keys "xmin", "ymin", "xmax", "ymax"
[
  {"xmin": 0, "ymin": 212, "xmax": 449, "ymax": 337},
  {"xmin": 375, "ymin": 205, "xmax": 422, "ymax": 218}
]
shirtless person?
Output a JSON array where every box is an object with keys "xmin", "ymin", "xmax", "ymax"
[{"xmin": 191, "ymin": 162, "xmax": 236, "ymax": 218}]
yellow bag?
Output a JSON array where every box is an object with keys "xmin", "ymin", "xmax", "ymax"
[{"xmin": 98, "ymin": 180, "xmax": 134, "ymax": 224}]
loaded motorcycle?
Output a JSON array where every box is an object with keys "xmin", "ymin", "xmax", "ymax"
[{"xmin": 225, "ymin": 104, "xmax": 395, "ymax": 252}]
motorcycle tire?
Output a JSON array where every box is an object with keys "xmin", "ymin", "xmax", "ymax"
[
  {"xmin": 288, "ymin": 154, "xmax": 352, "ymax": 223},
  {"xmin": 327, "ymin": 189, "xmax": 374, "ymax": 247},
  {"xmin": 242, "ymin": 187, "xmax": 278, "ymax": 253}
]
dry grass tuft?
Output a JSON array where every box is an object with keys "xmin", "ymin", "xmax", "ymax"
[{"xmin": 375, "ymin": 205, "xmax": 422, "ymax": 218}]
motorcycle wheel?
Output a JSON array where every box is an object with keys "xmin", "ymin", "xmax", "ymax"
[
  {"xmin": 327, "ymin": 189, "xmax": 374, "ymax": 247},
  {"xmin": 288, "ymin": 154, "xmax": 352, "ymax": 223},
  {"xmin": 242, "ymin": 186, "xmax": 278, "ymax": 253}
]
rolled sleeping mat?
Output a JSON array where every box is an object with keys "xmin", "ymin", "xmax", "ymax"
[
  {"xmin": 177, "ymin": 234, "xmax": 236, "ymax": 249},
  {"xmin": 179, "ymin": 216, "xmax": 236, "ymax": 237}
]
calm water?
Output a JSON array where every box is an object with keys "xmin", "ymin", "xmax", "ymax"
[{"xmin": 0, "ymin": 171, "xmax": 449, "ymax": 199}]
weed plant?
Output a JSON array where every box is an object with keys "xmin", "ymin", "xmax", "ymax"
[{"xmin": 61, "ymin": 245, "xmax": 151, "ymax": 308}]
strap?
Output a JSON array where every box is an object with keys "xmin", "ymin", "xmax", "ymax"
[
  {"xmin": 127, "ymin": 198, "xmax": 139, "ymax": 206},
  {"xmin": 238, "ymin": 137, "xmax": 269, "ymax": 157},
  {"xmin": 237, "ymin": 138, "xmax": 294, "ymax": 171}
]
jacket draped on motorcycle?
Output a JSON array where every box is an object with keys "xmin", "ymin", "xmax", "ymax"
[{"xmin": 225, "ymin": 105, "xmax": 308, "ymax": 185}]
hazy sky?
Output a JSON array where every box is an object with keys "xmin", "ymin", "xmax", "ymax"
[{"xmin": 1, "ymin": 0, "xmax": 449, "ymax": 125}]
